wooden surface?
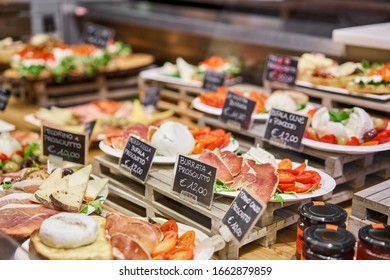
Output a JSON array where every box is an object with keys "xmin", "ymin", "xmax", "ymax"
[{"xmin": 0, "ymin": 95, "xmax": 354, "ymax": 260}]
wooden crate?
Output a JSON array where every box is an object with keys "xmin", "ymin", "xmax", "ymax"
[
  {"xmin": 1, "ymin": 55, "xmax": 154, "ymax": 107},
  {"xmin": 198, "ymin": 116, "xmax": 390, "ymax": 204},
  {"xmin": 92, "ymin": 154, "xmax": 310, "ymax": 259}
]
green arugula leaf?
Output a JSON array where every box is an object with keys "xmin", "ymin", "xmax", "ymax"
[
  {"xmin": 272, "ymin": 193, "xmax": 284, "ymax": 206},
  {"xmin": 23, "ymin": 143, "xmax": 40, "ymax": 161},
  {"xmin": 2, "ymin": 182, "xmax": 14, "ymax": 190},
  {"xmin": 80, "ymin": 205, "xmax": 88, "ymax": 214}
]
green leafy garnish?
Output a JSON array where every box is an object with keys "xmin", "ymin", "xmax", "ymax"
[
  {"xmin": 296, "ymin": 103, "xmax": 307, "ymax": 111},
  {"xmin": 81, "ymin": 199, "xmax": 105, "ymax": 215},
  {"xmin": 329, "ymin": 108, "xmax": 353, "ymax": 122},
  {"xmin": 23, "ymin": 143, "xmax": 40, "ymax": 161},
  {"xmin": 2, "ymin": 182, "xmax": 14, "ymax": 190},
  {"xmin": 272, "ymin": 192, "xmax": 284, "ymax": 206},
  {"xmin": 213, "ymin": 179, "xmax": 236, "ymax": 193}
]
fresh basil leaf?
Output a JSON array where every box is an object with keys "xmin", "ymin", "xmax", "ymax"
[
  {"xmin": 328, "ymin": 109, "xmax": 353, "ymax": 122},
  {"xmin": 296, "ymin": 103, "xmax": 307, "ymax": 111}
]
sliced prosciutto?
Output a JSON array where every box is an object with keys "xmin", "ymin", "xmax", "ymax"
[
  {"xmin": 104, "ymin": 124, "xmax": 148, "ymax": 150},
  {"xmin": 221, "ymin": 151, "xmax": 243, "ymax": 176},
  {"xmin": 105, "ymin": 213, "xmax": 162, "ymax": 259},
  {"xmin": 199, "ymin": 150, "xmax": 234, "ymax": 184},
  {"xmin": 0, "ymin": 205, "xmax": 60, "ymax": 240},
  {"xmin": 0, "ymin": 193, "xmax": 34, "ymax": 208}
]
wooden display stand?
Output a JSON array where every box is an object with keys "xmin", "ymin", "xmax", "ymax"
[
  {"xmin": 0, "ymin": 54, "xmax": 154, "ymax": 107},
  {"xmin": 198, "ymin": 116, "xmax": 390, "ymax": 204},
  {"xmin": 348, "ymin": 179, "xmax": 390, "ymax": 237},
  {"xmin": 93, "ymin": 154, "xmax": 310, "ymax": 259}
]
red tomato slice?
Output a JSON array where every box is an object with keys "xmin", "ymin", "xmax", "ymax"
[
  {"xmin": 161, "ymin": 220, "xmax": 179, "ymax": 233},
  {"xmin": 346, "ymin": 136, "xmax": 360, "ymax": 146},
  {"xmin": 318, "ymin": 134, "xmax": 337, "ymax": 144},
  {"xmin": 283, "ymin": 183, "xmax": 314, "ymax": 193},
  {"xmin": 371, "ymin": 130, "xmax": 390, "ymax": 144},
  {"xmin": 0, "ymin": 153, "xmax": 9, "ymax": 161},
  {"xmin": 152, "ymin": 231, "xmax": 178, "ymax": 257},
  {"xmin": 295, "ymin": 171, "xmax": 315, "ymax": 184},
  {"xmin": 304, "ymin": 130, "xmax": 318, "ymax": 141},
  {"xmin": 278, "ymin": 183, "xmax": 295, "ymax": 192},
  {"xmin": 178, "ymin": 230, "xmax": 195, "ymax": 246},
  {"xmin": 278, "ymin": 158, "xmax": 293, "ymax": 170},
  {"xmin": 293, "ymin": 162, "xmax": 307, "ymax": 175},
  {"xmin": 167, "ymin": 248, "xmax": 194, "ymax": 260},
  {"xmin": 278, "ymin": 171, "xmax": 296, "ymax": 184}
]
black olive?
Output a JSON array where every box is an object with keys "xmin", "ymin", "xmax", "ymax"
[{"xmin": 362, "ymin": 129, "xmax": 378, "ymax": 142}]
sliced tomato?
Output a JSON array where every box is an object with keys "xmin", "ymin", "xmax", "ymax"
[
  {"xmin": 303, "ymin": 170, "xmax": 321, "ymax": 185},
  {"xmin": 307, "ymin": 109, "xmax": 317, "ymax": 119},
  {"xmin": 360, "ymin": 140, "xmax": 379, "ymax": 146},
  {"xmin": 278, "ymin": 158, "xmax": 293, "ymax": 170},
  {"xmin": 371, "ymin": 130, "xmax": 390, "ymax": 144},
  {"xmin": 0, "ymin": 153, "xmax": 8, "ymax": 160},
  {"xmin": 318, "ymin": 134, "xmax": 337, "ymax": 144},
  {"xmin": 283, "ymin": 183, "xmax": 314, "ymax": 193},
  {"xmin": 293, "ymin": 162, "xmax": 307, "ymax": 175},
  {"xmin": 346, "ymin": 136, "xmax": 360, "ymax": 146},
  {"xmin": 221, "ymin": 133, "xmax": 231, "ymax": 148},
  {"xmin": 278, "ymin": 183, "xmax": 295, "ymax": 192},
  {"xmin": 152, "ymin": 253, "xmax": 169, "ymax": 260},
  {"xmin": 278, "ymin": 171, "xmax": 296, "ymax": 184},
  {"xmin": 295, "ymin": 171, "xmax": 315, "ymax": 184},
  {"xmin": 152, "ymin": 231, "xmax": 178, "ymax": 257},
  {"xmin": 205, "ymin": 136, "xmax": 224, "ymax": 150},
  {"xmin": 161, "ymin": 220, "xmax": 179, "ymax": 233},
  {"xmin": 192, "ymin": 140, "xmax": 205, "ymax": 154},
  {"xmin": 191, "ymin": 127, "xmax": 212, "ymax": 138},
  {"xmin": 167, "ymin": 248, "xmax": 194, "ymax": 260},
  {"xmin": 178, "ymin": 230, "xmax": 195, "ymax": 247}
]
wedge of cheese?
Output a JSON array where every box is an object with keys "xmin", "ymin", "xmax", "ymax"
[
  {"xmin": 68, "ymin": 165, "xmax": 92, "ymax": 187},
  {"xmin": 84, "ymin": 178, "xmax": 108, "ymax": 202},
  {"xmin": 34, "ymin": 177, "xmax": 69, "ymax": 209},
  {"xmin": 50, "ymin": 183, "xmax": 88, "ymax": 212}
]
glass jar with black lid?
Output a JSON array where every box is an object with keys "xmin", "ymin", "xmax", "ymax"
[
  {"xmin": 302, "ymin": 224, "xmax": 356, "ymax": 260},
  {"xmin": 296, "ymin": 201, "xmax": 347, "ymax": 259},
  {"xmin": 357, "ymin": 223, "xmax": 390, "ymax": 260}
]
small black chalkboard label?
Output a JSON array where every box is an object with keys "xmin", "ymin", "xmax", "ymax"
[
  {"xmin": 202, "ymin": 71, "xmax": 226, "ymax": 91},
  {"xmin": 172, "ymin": 154, "xmax": 217, "ymax": 209},
  {"xmin": 263, "ymin": 108, "xmax": 308, "ymax": 150},
  {"xmin": 119, "ymin": 136, "xmax": 156, "ymax": 183},
  {"xmin": 42, "ymin": 126, "xmax": 88, "ymax": 165},
  {"xmin": 0, "ymin": 88, "xmax": 11, "ymax": 111},
  {"xmin": 84, "ymin": 120, "xmax": 96, "ymax": 141},
  {"xmin": 220, "ymin": 91, "xmax": 256, "ymax": 130},
  {"xmin": 265, "ymin": 54, "xmax": 298, "ymax": 85},
  {"xmin": 142, "ymin": 86, "xmax": 160, "ymax": 107},
  {"xmin": 82, "ymin": 22, "xmax": 115, "ymax": 48},
  {"xmin": 221, "ymin": 188, "xmax": 266, "ymax": 243}
]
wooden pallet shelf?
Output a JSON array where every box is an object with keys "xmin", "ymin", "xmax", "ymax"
[{"xmin": 92, "ymin": 154, "xmax": 311, "ymax": 259}]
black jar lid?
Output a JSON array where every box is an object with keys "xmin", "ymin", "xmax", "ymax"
[
  {"xmin": 299, "ymin": 201, "xmax": 347, "ymax": 225},
  {"xmin": 304, "ymin": 224, "xmax": 356, "ymax": 257},
  {"xmin": 359, "ymin": 224, "xmax": 390, "ymax": 252}
]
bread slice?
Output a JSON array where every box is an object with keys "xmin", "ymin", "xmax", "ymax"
[
  {"xmin": 29, "ymin": 216, "xmax": 113, "ymax": 260},
  {"xmin": 50, "ymin": 183, "xmax": 87, "ymax": 212}
]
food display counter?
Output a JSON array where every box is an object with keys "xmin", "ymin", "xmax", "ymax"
[{"xmin": 0, "ymin": 0, "xmax": 390, "ymax": 262}]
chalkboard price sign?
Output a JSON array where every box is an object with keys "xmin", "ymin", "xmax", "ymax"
[
  {"xmin": 202, "ymin": 71, "xmax": 226, "ymax": 91},
  {"xmin": 265, "ymin": 54, "xmax": 298, "ymax": 85},
  {"xmin": 42, "ymin": 126, "xmax": 88, "ymax": 165},
  {"xmin": 220, "ymin": 91, "xmax": 256, "ymax": 130},
  {"xmin": 172, "ymin": 154, "xmax": 217, "ymax": 209},
  {"xmin": 221, "ymin": 188, "xmax": 266, "ymax": 243},
  {"xmin": 142, "ymin": 86, "xmax": 160, "ymax": 107},
  {"xmin": 82, "ymin": 22, "xmax": 115, "ymax": 48},
  {"xmin": 84, "ymin": 120, "xmax": 96, "ymax": 141},
  {"xmin": 119, "ymin": 136, "xmax": 156, "ymax": 183},
  {"xmin": 0, "ymin": 88, "xmax": 11, "ymax": 111},
  {"xmin": 263, "ymin": 108, "xmax": 308, "ymax": 150}
]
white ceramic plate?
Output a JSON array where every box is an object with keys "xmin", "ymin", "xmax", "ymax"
[
  {"xmin": 99, "ymin": 137, "xmax": 240, "ymax": 164},
  {"xmin": 139, "ymin": 67, "xmax": 241, "ymax": 88},
  {"xmin": 0, "ymin": 119, "xmax": 16, "ymax": 133},
  {"xmin": 302, "ymin": 137, "xmax": 390, "ymax": 154},
  {"xmin": 192, "ymin": 97, "xmax": 318, "ymax": 120},
  {"xmin": 215, "ymin": 161, "xmax": 336, "ymax": 202},
  {"xmin": 295, "ymin": 80, "xmax": 390, "ymax": 101},
  {"xmin": 14, "ymin": 217, "xmax": 214, "ymax": 260}
]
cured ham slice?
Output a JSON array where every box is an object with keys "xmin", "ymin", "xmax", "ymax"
[
  {"xmin": 221, "ymin": 151, "xmax": 243, "ymax": 176},
  {"xmin": 110, "ymin": 232, "xmax": 150, "ymax": 260},
  {"xmin": 0, "ymin": 193, "xmax": 34, "ymax": 208},
  {"xmin": 104, "ymin": 124, "xmax": 148, "ymax": 150},
  {"xmin": 245, "ymin": 160, "xmax": 278, "ymax": 203},
  {"xmin": 105, "ymin": 213, "xmax": 162, "ymax": 259},
  {"xmin": 0, "ymin": 205, "xmax": 60, "ymax": 240},
  {"xmin": 199, "ymin": 150, "xmax": 234, "ymax": 184}
]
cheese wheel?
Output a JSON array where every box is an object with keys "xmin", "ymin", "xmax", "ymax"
[{"xmin": 39, "ymin": 213, "xmax": 98, "ymax": 249}]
